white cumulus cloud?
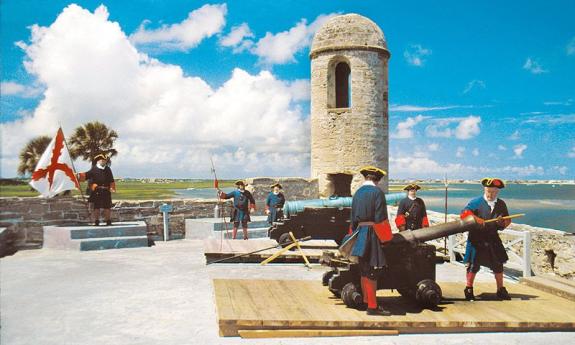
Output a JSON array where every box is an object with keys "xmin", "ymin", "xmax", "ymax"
[
  {"xmin": 1, "ymin": 4, "xmax": 310, "ymax": 178},
  {"xmin": 513, "ymin": 144, "xmax": 528, "ymax": 158},
  {"xmin": 425, "ymin": 116, "xmax": 481, "ymax": 140},
  {"xmin": 251, "ymin": 13, "xmax": 336, "ymax": 65},
  {"xmin": 391, "ymin": 115, "xmax": 427, "ymax": 139},
  {"xmin": 523, "ymin": 57, "xmax": 548, "ymax": 74},
  {"xmin": 455, "ymin": 147, "xmax": 465, "ymax": 158},
  {"xmin": 463, "ymin": 80, "xmax": 486, "ymax": 94},
  {"xmin": 508, "ymin": 130, "xmax": 520, "ymax": 140},
  {"xmin": 129, "ymin": 3, "xmax": 227, "ymax": 51},
  {"xmin": 219, "ymin": 22, "xmax": 254, "ymax": 53},
  {"xmin": 389, "ymin": 104, "xmax": 461, "ymax": 112},
  {"xmin": 404, "ymin": 44, "xmax": 431, "ymax": 67},
  {"xmin": 0, "ymin": 81, "xmax": 43, "ymax": 98},
  {"xmin": 472, "ymin": 148, "xmax": 479, "ymax": 157}
]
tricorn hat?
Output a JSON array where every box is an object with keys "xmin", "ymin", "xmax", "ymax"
[
  {"xmin": 359, "ymin": 166, "xmax": 387, "ymax": 179},
  {"xmin": 270, "ymin": 183, "xmax": 282, "ymax": 189},
  {"xmin": 481, "ymin": 177, "xmax": 505, "ymax": 189},
  {"xmin": 234, "ymin": 180, "xmax": 246, "ymax": 186},
  {"xmin": 93, "ymin": 153, "xmax": 108, "ymax": 163},
  {"xmin": 403, "ymin": 183, "xmax": 421, "ymax": 191}
]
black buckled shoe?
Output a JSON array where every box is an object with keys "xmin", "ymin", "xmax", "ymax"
[
  {"xmin": 464, "ymin": 287, "xmax": 475, "ymax": 301},
  {"xmin": 366, "ymin": 305, "xmax": 391, "ymax": 316},
  {"xmin": 106, "ymin": 220, "xmax": 112, "ymax": 226},
  {"xmin": 94, "ymin": 220, "xmax": 100, "ymax": 226},
  {"xmin": 497, "ymin": 287, "xmax": 511, "ymax": 300}
]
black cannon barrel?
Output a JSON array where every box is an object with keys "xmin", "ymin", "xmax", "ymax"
[{"xmin": 388, "ymin": 215, "xmax": 478, "ymax": 245}]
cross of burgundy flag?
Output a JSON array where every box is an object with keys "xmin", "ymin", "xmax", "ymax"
[{"xmin": 29, "ymin": 127, "xmax": 80, "ymax": 198}]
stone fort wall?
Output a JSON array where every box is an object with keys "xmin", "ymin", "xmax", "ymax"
[{"xmin": 0, "ymin": 178, "xmax": 318, "ymax": 251}]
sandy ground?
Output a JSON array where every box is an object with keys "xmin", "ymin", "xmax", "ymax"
[{"xmin": 1, "ymin": 240, "xmax": 573, "ymax": 345}]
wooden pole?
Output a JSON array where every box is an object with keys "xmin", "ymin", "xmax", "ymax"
[
  {"xmin": 484, "ymin": 213, "xmax": 525, "ymax": 223},
  {"xmin": 60, "ymin": 126, "xmax": 91, "ymax": 220},
  {"xmin": 443, "ymin": 175, "xmax": 448, "ymax": 254},
  {"xmin": 207, "ymin": 235, "xmax": 311, "ymax": 264}
]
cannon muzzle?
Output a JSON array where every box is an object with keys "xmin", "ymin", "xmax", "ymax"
[{"xmin": 388, "ymin": 215, "xmax": 478, "ymax": 245}]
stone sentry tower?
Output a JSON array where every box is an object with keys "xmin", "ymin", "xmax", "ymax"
[{"xmin": 310, "ymin": 14, "xmax": 390, "ymax": 197}]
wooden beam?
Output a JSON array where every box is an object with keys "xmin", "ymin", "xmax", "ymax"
[{"xmin": 238, "ymin": 329, "xmax": 399, "ymax": 338}]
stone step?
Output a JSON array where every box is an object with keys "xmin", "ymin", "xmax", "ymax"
[
  {"xmin": 44, "ymin": 221, "xmax": 149, "ymax": 251},
  {"xmin": 79, "ymin": 236, "xmax": 149, "ymax": 251},
  {"xmin": 185, "ymin": 216, "xmax": 270, "ymax": 239},
  {"xmin": 70, "ymin": 225, "xmax": 147, "ymax": 239}
]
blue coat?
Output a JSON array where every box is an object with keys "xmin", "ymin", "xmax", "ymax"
[
  {"xmin": 461, "ymin": 196, "xmax": 509, "ymax": 265},
  {"xmin": 266, "ymin": 192, "xmax": 285, "ymax": 224},
  {"xmin": 349, "ymin": 185, "xmax": 389, "ymax": 268},
  {"xmin": 222, "ymin": 189, "xmax": 256, "ymax": 223}
]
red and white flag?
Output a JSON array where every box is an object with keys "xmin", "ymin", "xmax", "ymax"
[{"xmin": 29, "ymin": 128, "xmax": 80, "ymax": 198}]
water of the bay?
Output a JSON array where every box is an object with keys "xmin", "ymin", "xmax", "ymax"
[
  {"xmin": 414, "ymin": 183, "xmax": 574, "ymax": 233},
  {"xmin": 175, "ymin": 184, "xmax": 574, "ymax": 233}
]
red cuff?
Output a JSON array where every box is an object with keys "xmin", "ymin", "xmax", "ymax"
[
  {"xmin": 348, "ymin": 225, "xmax": 353, "ymax": 235},
  {"xmin": 249, "ymin": 203, "xmax": 256, "ymax": 210},
  {"xmin": 395, "ymin": 214, "xmax": 406, "ymax": 228},
  {"xmin": 265, "ymin": 205, "xmax": 269, "ymax": 211},
  {"xmin": 373, "ymin": 220, "xmax": 393, "ymax": 242},
  {"xmin": 422, "ymin": 216, "xmax": 429, "ymax": 228},
  {"xmin": 461, "ymin": 210, "xmax": 474, "ymax": 219}
]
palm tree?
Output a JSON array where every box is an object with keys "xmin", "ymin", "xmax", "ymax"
[
  {"xmin": 17, "ymin": 136, "xmax": 52, "ymax": 176},
  {"xmin": 68, "ymin": 121, "xmax": 118, "ymax": 162}
]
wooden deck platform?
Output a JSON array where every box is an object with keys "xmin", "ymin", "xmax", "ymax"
[
  {"xmin": 204, "ymin": 239, "xmax": 338, "ymax": 264},
  {"xmin": 214, "ymin": 279, "xmax": 575, "ymax": 337}
]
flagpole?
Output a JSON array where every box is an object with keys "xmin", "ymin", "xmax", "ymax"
[{"xmin": 60, "ymin": 126, "xmax": 91, "ymax": 220}]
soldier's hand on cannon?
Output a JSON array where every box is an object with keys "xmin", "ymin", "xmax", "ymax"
[
  {"xmin": 265, "ymin": 209, "xmax": 270, "ymax": 215},
  {"xmin": 250, "ymin": 208, "xmax": 255, "ymax": 214}
]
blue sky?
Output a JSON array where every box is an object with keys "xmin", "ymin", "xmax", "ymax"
[{"xmin": 1, "ymin": 0, "xmax": 574, "ymax": 179}]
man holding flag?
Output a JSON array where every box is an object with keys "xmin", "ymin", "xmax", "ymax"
[{"xmin": 77, "ymin": 154, "xmax": 116, "ymax": 226}]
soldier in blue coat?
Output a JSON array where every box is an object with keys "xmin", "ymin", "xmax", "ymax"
[
  {"xmin": 460, "ymin": 178, "xmax": 512, "ymax": 301},
  {"xmin": 265, "ymin": 183, "xmax": 285, "ymax": 225},
  {"xmin": 219, "ymin": 180, "xmax": 256, "ymax": 240},
  {"xmin": 395, "ymin": 183, "xmax": 430, "ymax": 231},
  {"xmin": 348, "ymin": 166, "xmax": 394, "ymax": 316}
]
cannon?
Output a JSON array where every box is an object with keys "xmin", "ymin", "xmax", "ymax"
[
  {"xmin": 268, "ymin": 193, "xmax": 405, "ymax": 245},
  {"xmin": 320, "ymin": 215, "xmax": 479, "ymax": 309}
]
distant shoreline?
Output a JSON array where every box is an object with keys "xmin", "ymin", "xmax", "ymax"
[{"xmin": 1, "ymin": 177, "xmax": 574, "ymax": 185}]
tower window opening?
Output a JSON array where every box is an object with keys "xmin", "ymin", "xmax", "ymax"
[{"xmin": 335, "ymin": 62, "xmax": 351, "ymax": 108}]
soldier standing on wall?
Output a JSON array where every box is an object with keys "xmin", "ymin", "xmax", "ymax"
[
  {"xmin": 348, "ymin": 166, "xmax": 394, "ymax": 316},
  {"xmin": 77, "ymin": 154, "xmax": 116, "ymax": 226},
  {"xmin": 265, "ymin": 183, "xmax": 285, "ymax": 225},
  {"xmin": 395, "ymin": 184, "xmax": 430, "ymax": 231},
  {"xmin": 461, "ymin": 177, "xmax": 512, "ymax": 301},
  {"xmin": 219, "ymin": 180, "xmax": 256, "ymax": 240}
]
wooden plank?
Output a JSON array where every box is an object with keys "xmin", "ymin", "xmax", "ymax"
[
  {"xmin": 238, "ymin": 329, "xmax": 399, "ymax": 338},
  {"xmin": 213, "ymin": 279, "xmax": 575, "ymax": 337},
  {"xmin": 521, "ymin": 275, "xmax": 575, "ymax": 301}
]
